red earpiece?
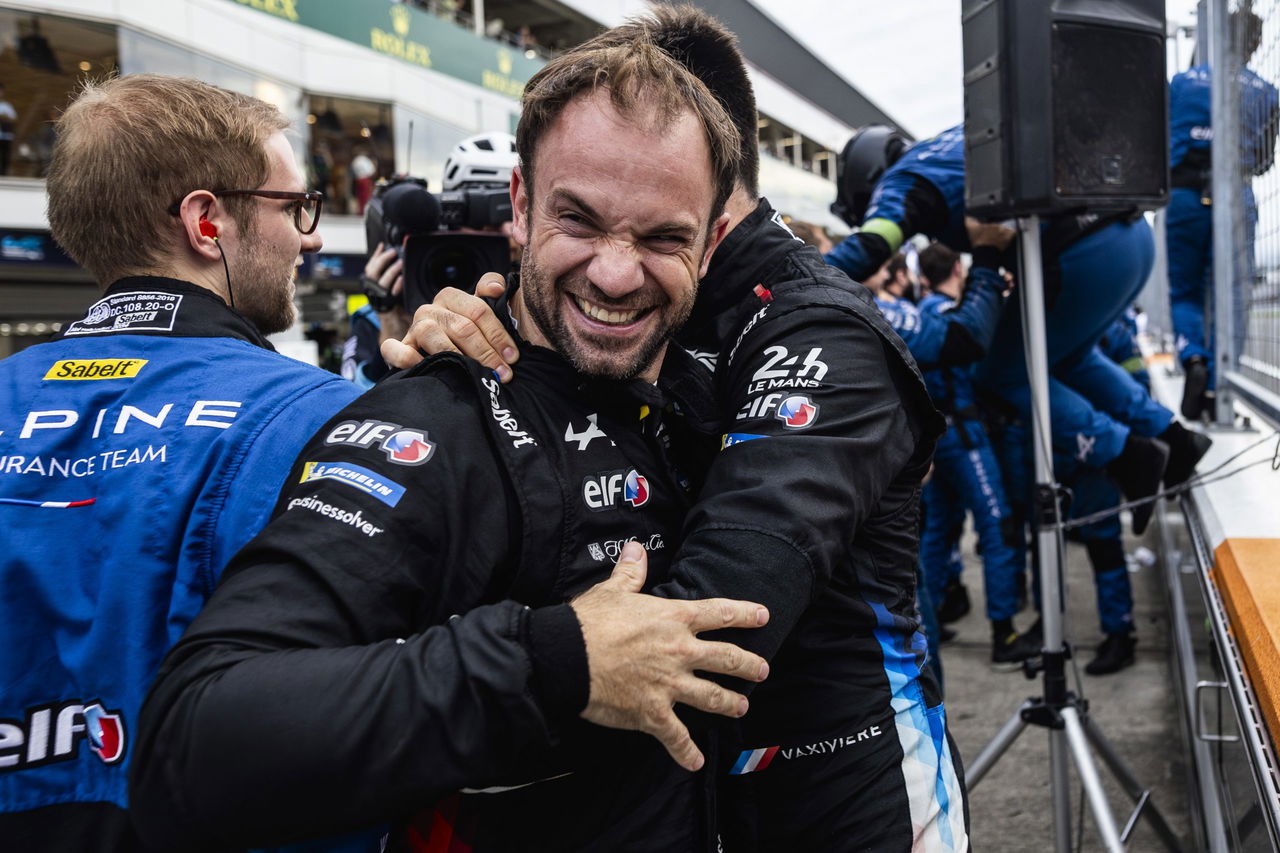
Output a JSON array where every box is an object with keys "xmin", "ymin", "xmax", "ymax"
[{"xmin": 199, "ymin": 218, "xmax": 219, "ymax": 240}]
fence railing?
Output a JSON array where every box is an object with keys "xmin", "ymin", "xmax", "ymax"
[{"xmin": 1206, "ymin": 0, "xmax": 1280, "ymax": 424}]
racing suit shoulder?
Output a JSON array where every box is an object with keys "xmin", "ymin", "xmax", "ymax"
[
  {"xmin": 129, "ymin": 359, "xmax": 551, "ymax": 849},
  {"xmin": 657, "ymin": 254, "xmax": 940, "ymax": 662}
]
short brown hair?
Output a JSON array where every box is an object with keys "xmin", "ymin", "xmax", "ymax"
[
  {"xmin": 590, "ymin": 5, "xmax": 759, "ymax": 198},
  {"xmin": 517, "ymin": 34, "xmax": 739, "ymax": 224},
  {"xmin": 918, "ymin": 242, "xmax": 960, "ymax": 287},
  {"xmin": 47, "ymin": 74, "xmax": 289, "ymax": 286}
]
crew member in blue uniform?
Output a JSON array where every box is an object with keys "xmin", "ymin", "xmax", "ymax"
[
  {"xmin": 911, "ymin": 241, "xmax": 1038, "ymax": 668},
  {"xmin": 1099, "ymin": 308, "xmax": 1151, "ymax": 392},
  {"xmin": 827, "ymin": 123, "xmax": 1211, "ymax": 534},
  {"xmin": 1167, "ymin": 9, "xmax": 1279, "ymax": 418}
]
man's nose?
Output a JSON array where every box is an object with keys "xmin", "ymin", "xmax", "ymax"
[
  {"xmin": 300, "ymin": 228, "xmax": 324, "ymax": 254},
  {"xmin": 586, "ymin": 239, "xmax": 644, "ymax": 299}
]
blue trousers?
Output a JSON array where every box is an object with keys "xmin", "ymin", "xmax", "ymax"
[
  {"xmin": 1066, "ymin": 471, "xmax": 1134, "ymax": 636},
  {"xmin": 1167, "ymin": 186, "xmax": 1255, "ymax": 388},
  {"xmin": 920, "ymin": 419, "xmax": 1023, "ymax": 622},
  {"xmin": 978, "ymin": 219, "xmax": 1168, "ymax": 468},
  {"xmin": 988, "ymin": 416, "xmax": 1132, "ymax": 635}
]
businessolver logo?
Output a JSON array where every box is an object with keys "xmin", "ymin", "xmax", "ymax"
[{"xmin": 0, "ymin": 701, "xmax": 126, "ymax": 772}]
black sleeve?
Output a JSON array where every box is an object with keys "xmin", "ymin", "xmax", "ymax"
[
  {"xmin": 129, "ymin": 373, "xmax": 588, "ymax": 852},
  {"xmin": 652, "ymin": 301, "xmax": 918, "ymax": 666}
]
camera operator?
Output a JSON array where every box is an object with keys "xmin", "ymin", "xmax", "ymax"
[{"xmin": 345, "ymin": 132, "xmax": 520, "ymax": 388}]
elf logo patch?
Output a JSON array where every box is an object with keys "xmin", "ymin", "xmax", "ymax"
[
  {"xmin": 324, "ymin": 419, "xmax": 435, "ymax": 466},
  {"xmin": 582, "ymin": 468, "xmax": 651, "ymax": 511},
  {"xmin": 776, "ymin": 395, "xmax": 819, "ymax": 429},
  {"xmin": 0, "ymin": 700, "xmax": 126, "ymax": 772}
]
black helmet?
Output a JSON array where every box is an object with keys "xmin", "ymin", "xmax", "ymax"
[{"xmin": 830, "ymin": 124, "xmax": 911, "ymax": 227}]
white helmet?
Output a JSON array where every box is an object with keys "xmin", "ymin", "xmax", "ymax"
[{"xmin": 442, "ymin": 131, "xmax": 517, "ymax": 190}]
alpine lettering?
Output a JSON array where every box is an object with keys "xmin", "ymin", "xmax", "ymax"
[
  {"xmin": 3, "ymin": 400, "xmax": 241, "ymax": 440},
  {"xmin": 0, "ymin": 700, "xmax": 126, "ymax": 772}
]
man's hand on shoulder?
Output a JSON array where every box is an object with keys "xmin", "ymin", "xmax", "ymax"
[
  {"xmin": 570, "ymin": 542, "xmax": 769, "ymax": 772},
  {"xmin": 381, "ymin": 273, "xmax": 518, "ymax": 381}
]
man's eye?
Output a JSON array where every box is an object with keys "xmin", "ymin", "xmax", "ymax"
[{"xmin": 648, "ymin": 235, "xmax": 687, "ymax": 251}]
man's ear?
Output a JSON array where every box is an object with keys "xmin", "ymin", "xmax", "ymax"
[
  {"xmin": 509, "ymin": 166, "xmax": 530, "ymax": 248},
  {"xmin": 698, "ymin": 211, "xmax": 731, "ymax": 279},
  {"xmin": 177, "ymin": 191, "xmax": 226, "ymax": 261}
]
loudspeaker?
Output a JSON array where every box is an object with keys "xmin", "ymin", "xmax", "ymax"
[{"xmin": 963, "ymin": 0, "xmax": 1169, "ymax": 218}]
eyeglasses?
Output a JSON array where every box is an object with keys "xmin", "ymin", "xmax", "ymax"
[{"xmin": 167, "ymin": 190, "xmax": 324, "ymax": 234}]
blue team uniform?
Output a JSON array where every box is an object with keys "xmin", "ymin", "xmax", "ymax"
[
  {"xmin": 1167, "ymin": 64, "xmax": 1279, "ymax": 387},
  {"xmin": 827, "ymin": 123, "xmax": 1173, "ymax": 469},
  {"xmin": 0, "ymin": 278, "xmax": 361, "ymax": 849},
  {"xmin": 1099, "ymin": 310, "xmax": 1150, "ymax": 391},
  {"xmin": 913, "ymin": 290, "xmax": 1023, "ymax": 624}
]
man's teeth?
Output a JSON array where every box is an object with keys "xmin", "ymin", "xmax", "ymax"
[{"xmin": 575, "ymin": 296, "xmax": 641, "ymax": 325}]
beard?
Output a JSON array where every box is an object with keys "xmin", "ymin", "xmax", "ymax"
[
  {"xmin": 230, "ymin": 228, "xmax": 296, "ymax": 336},
  {"xmin": 519, "ymin": 249, "xmax": 696, "ymax": 382}
]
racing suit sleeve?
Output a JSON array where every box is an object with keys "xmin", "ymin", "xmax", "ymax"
[
  {"xmin": 824, "ymin": 173, "xmax": 950, "ymax": 281},
  {"xmin": 651, "ymin": 300, "xmax": 923, "ymax": 666},
  {"xmin": 129, "ymin": 372, "xmax": 588, "ymax": 852},
  {"xmin": 890, "ymin": 249, "xmax": 1007, "ymax": 370}
]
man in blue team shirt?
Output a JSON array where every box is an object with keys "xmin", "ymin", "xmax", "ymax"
[
  {"xmin": 826, "ymin": 123, "xmax": 1211, "ymax": 534},
  {"xmin": 1168, "ymin": 8, "xmax": 1279, "ymax": 418}
]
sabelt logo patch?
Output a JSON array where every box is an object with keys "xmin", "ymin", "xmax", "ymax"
[{"xmin": 44, "ymin": 359, "xmax": 148, "ymax": 381}]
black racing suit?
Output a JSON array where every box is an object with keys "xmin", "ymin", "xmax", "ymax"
[
  {"xmin": 130, "ymin": 343, "xmax": 722, "ymax": 852},
  {"xmin": 663, "ymin": 200, "xmax": 965, "ymax": 852}
]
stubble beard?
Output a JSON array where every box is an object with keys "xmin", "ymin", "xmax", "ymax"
[
  {"xmin": 519, "ymin": 249, "xmax": 694, "ymax": 382},
  {"xmin": 231, "ymin": 229, "xmax": 297, "ymax": 336}
]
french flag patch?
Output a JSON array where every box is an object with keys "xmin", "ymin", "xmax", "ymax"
[{"xmin": 729, "ymin": 745, "xmax": 780, "ymax": 775}]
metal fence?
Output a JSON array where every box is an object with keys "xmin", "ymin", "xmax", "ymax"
[{"xmin": 1202, "ymin": 0, "xmax": 1280, "ymax": 421}]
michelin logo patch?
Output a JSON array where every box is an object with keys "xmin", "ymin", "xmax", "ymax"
[
  {"xmin": 324, "ymin": 419, "xmax": 435, "ymax": 466},
  {"xmin": 300, "ymin": 461, "xmax": 406, "ymax": 507},
  {"xmin": 64, "ymin": 292, "xmax": 182, "ymax": 336},
  {"xmin": 721, "ymin": 432, "xmax": 765, "ymax": 449}
]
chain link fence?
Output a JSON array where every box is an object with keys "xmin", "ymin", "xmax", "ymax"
[{"xmin": 1196, "ymin": 0, "xmax": 1280, "ymax": 420}]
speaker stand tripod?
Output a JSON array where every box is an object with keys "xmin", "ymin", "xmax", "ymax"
[{"xmin": 962, "ymin": 216, "xmax": 1184, "ymax": 853}]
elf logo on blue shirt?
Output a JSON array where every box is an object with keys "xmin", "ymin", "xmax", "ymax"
[
  {"xmin": 776, "ymin": 395, "xmax": 819, "ymax": 429},
  {"xmin": 624, "ymin": 469, "xmax": 650, "ymax": 507}
]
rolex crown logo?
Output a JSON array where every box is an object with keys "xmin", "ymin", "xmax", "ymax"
[
  {"xmin": 390, "ymin": 4, "xmax": 411, "ymax": 37},
  {"xmin": 497, "ymin": 49, "xmax": 513, "ymax": 75}
]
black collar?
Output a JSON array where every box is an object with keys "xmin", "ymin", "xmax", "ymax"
[{"xmin": 59, "ymin": 276, "xmax": 275, "ymax": 350}]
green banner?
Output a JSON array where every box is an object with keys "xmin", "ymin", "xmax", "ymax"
[{"xmin": 228, "ymin": 0, "xmax": 543, "ymax": 98}]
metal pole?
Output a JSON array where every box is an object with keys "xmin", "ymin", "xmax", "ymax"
[
  {"xmin": 1019, "ymin": 215, "xmax": 1074, "ymax": 851},
  {"xmin": 1209, "ymin": 0, "xmax": 1239, "ymax": 424},
  {"xmin": 473, "ymin": 0, "xmax": 485, "ymax": 37},
  {"xmin": 1063, "ymin": 707, "xmax": 1127, "ymax": 852},
  {"xmin": 966, "ymin": 705, "xmax": 1030, "ymax": 789}
]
